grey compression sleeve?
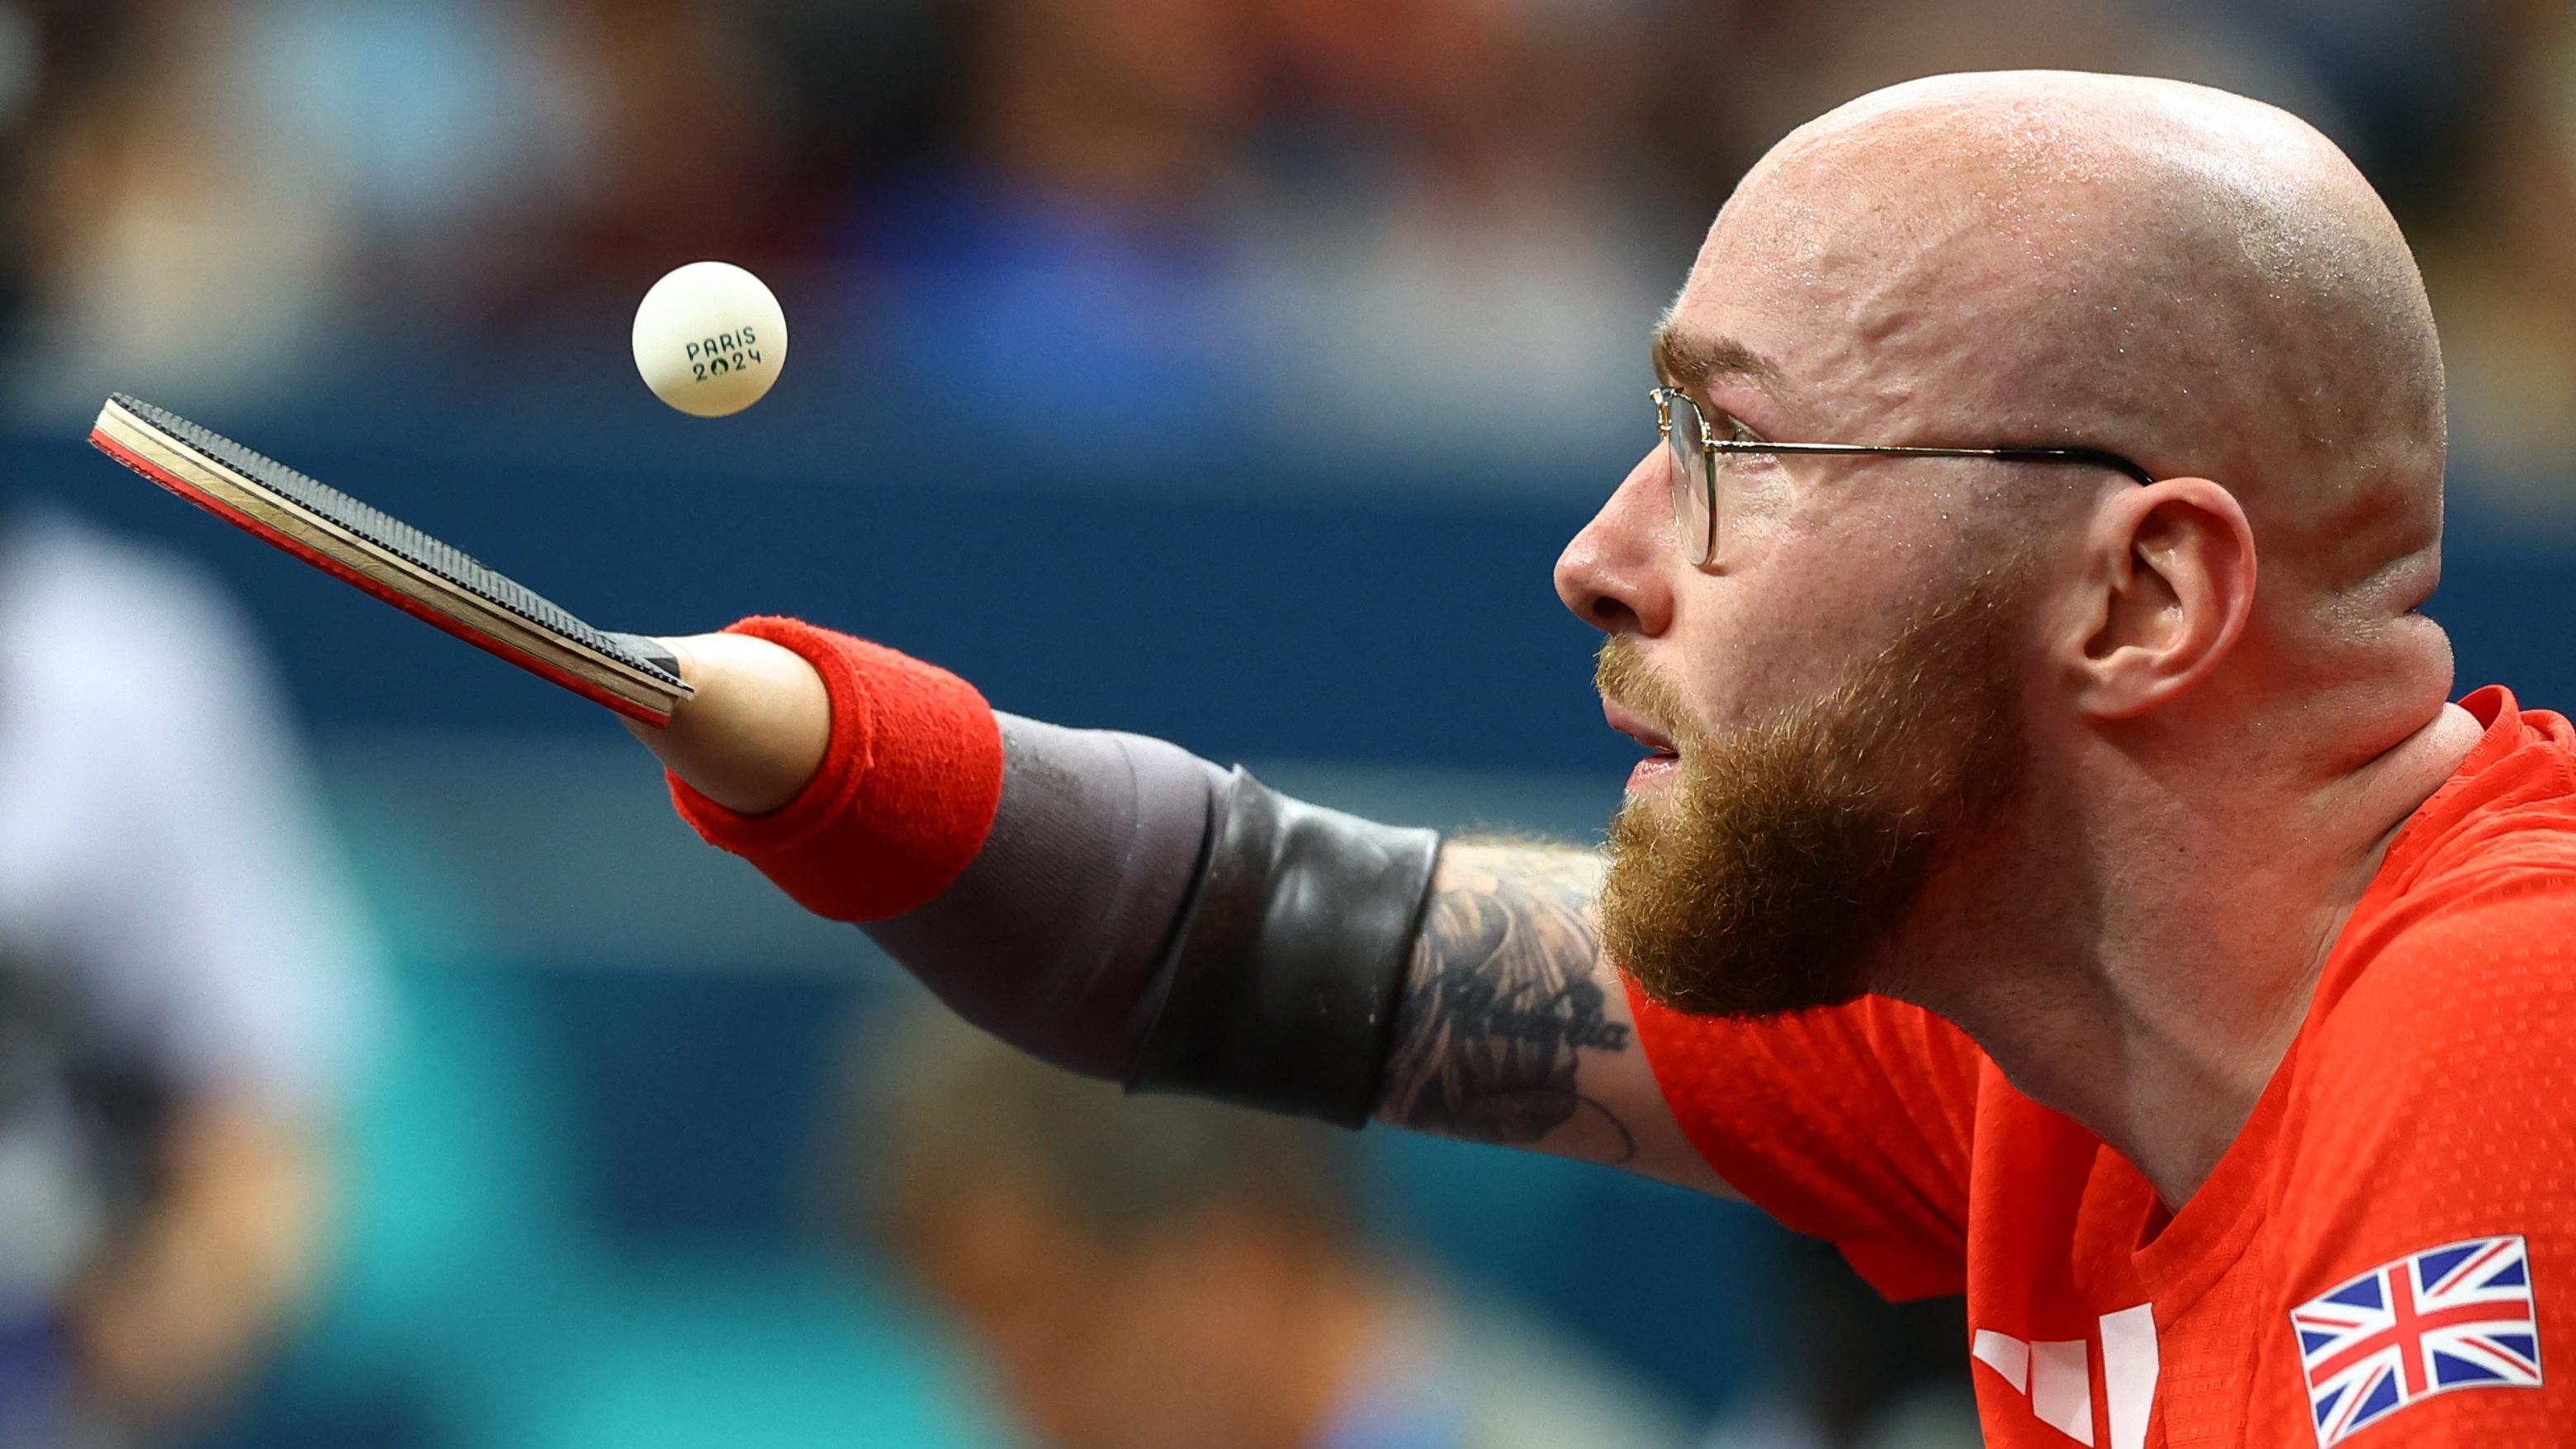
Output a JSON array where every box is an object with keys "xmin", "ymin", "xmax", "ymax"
[{"xmin": 860, "ymin": 714, "xmax": 1443, "ymax": 1125}]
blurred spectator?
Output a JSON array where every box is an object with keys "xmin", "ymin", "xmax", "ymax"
[
  {"xmin": 234, "ymin": 0, "xmax": 593, "ymax": 326},
  {"xmin": 1235, "ymin": 0, "xmax": 1683, "ymax": 467},
  {"xmin": 1646, "ymin": 0, "xmax": 2138, "ymax": 188},
  {"xmin": 841, "ymin": 0, "xmax": 1266, "ymax": 446},
  {"xmin": 477, "ymin": 0, "xmax": 802, "ymax": 318},
  {"xmin": 5, "ymin": 0, "xmax": 365, "ymax": 415},
  {"xmin": 839, "ymin": 1008, "xmax": 1693, "ymax": 1449},
  {"xmin": 2412, "ymin": 0, "xmax": 2576, "ymax": 524},
  {"xmin": 0, "ymin": 506, "xmax": 374, "ymax": 1445}
]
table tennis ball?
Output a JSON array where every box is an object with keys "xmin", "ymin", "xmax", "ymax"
[{"xmin": 632, "ymin": 262, "xmax": 788, "ymax": 418}]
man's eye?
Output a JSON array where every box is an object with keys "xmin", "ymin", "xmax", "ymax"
[{"xmin": 1718, "ymin": 414, "xmax": 1764, "ymax": 445}]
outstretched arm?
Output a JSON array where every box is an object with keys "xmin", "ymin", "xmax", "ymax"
[
  {"xmin": 630, "ymin": 625, "xmax": 1723, "ymax": 1191},
  {"xmin": 1380, "ymin": 843, "xmax": 1727, "ymax": 1192}
]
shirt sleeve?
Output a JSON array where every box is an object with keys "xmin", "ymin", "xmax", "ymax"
[
  {"xmin": 1624, "ymin": 983, "xmax": 1984, "ymax": 1300},
  {"xmin": 2269, "ymin": 872, "xmax": 2576, "ymax": 1442}
]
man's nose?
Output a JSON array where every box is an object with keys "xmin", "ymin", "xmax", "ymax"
[{"xmin": 1556, "ymin": 451, "xmax": 1679, "ymax": 637}]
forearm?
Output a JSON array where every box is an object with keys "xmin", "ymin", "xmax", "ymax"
[
  {"xmin": 864, "ymin": 713, "xmax": 1227, "ymax": 1078},
  {"xmin": 634, "ymin": 619, "xmax": 1437, "ymax": 1120},
  {"xmin": 1377, "ymin": 843, "xmax": 1727, "ymax": 1190}
]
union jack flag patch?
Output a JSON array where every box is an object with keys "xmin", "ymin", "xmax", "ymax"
[{"xmin": 2291, "ymin": 1234, "xmax": 2542, "ymax": 1446}]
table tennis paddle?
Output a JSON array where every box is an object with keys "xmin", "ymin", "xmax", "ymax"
[{"xmin": 88, "ymin": 394, "xmax": 691, "ymax": 724}]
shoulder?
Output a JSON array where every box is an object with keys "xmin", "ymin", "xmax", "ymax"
[
  {"xmin": 1628, "ymin": 988, "xmax": 1988, "ymax": 1300},
  {"xmin": 2266, "ymin": 874, "xmax": 2576, "ymax": 1442},
  {"xmin": 1631, "ymin": 991, "xmax": 1987, "ymax": 1136},
  {"xmin": 2317, "ymin": 857, "xmax": 2576, "ymax": 1049},
  {"xmin": 2276, "ymin": 864, "xmax": 2576, "ymax": 1251},
  {"xmin": 2301, "ymin": 860, "xmax": 2576, "ymax": 1117}
]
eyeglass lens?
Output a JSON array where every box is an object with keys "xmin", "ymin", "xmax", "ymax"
[{"xmin": 1661, "ymin": 391, "xmax": 1716, "ymax": 564}]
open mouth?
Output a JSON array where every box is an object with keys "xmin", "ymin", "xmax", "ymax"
[
  {"xmin": 1603, "ymin": 698, "xmax": 1681, "ymax": 770},
  {"xmin": 1603, "ymin": 698, "xmax": 1682, "ymax": 793}
]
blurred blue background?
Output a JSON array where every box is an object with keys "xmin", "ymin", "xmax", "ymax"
[{"xmin": 2, "ymin": 0, "xmax": 2573, "ymax": 1445}]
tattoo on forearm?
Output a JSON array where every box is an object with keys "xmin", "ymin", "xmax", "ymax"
[{"xmin": 1377, "ymin": 847, "xmax": 1638, "ymax": 1160}]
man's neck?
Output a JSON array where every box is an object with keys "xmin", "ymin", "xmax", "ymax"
[{"xmin": 1887, "ymin": 702, "xmax": 2486, "ymax": 1209}]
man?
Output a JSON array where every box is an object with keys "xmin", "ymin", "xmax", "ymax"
[
  {"xmin": 627, "ymin": 72, "xmax": 2576, "ymax": 1446},
  {"xmin": 0, "ymin": 507, "xmax": 372, "ymax": 1446},
  {"xmin": 843, "ymin": 1007, "xmax": 1692, "ymax": 1449}
]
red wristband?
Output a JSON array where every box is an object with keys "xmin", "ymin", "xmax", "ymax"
[{"xmin": 665, "ymin": 616, "xmax": 1005, "ymax": 921}]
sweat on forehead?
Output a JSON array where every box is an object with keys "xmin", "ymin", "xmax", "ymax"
[{"xmin": 1679, "ymin": 69, "xmax": 2444, "ymax": 597}]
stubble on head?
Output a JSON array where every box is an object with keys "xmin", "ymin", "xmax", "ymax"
[{"xmin": 1597, "ymin": 580, "xmax": 2032, "ymax": 1018}]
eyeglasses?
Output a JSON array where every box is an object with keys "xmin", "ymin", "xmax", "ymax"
[{"xmin": 1651, "ymin": 386, "xmax": 2157, "ymax": 569}]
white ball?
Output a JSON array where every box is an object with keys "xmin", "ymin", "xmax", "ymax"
[{"xmin": 632, "ymin": 262, "xmax": 788, "ymax": 418}]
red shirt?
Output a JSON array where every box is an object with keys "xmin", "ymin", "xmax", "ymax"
[{"xmin": 1628, "ymin": 687, "xmax": 2576, "ymax": 1447}]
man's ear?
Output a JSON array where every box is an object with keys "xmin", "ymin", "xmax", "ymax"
[{"xmin": 2067, "ymin": 478, "xmax": 2257, "ymax": 719}]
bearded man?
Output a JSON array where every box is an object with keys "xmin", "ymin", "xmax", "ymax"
[{"xmin": 627, "ymin": 71, "xmax": 2576, "ymax": 1447}]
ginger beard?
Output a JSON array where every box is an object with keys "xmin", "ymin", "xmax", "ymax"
[{"xmin": 1598, "ymin": 585, "xmax": 2029, "ymax": 1018}]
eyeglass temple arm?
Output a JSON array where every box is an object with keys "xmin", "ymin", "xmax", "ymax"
[{"xmin": 1710, "ymin": 438, "xmax": 2157, "ymax": 486}]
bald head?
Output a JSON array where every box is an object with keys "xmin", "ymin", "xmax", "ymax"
[{"xmin": 1693, "ymin": 70, "xmax": 2444, "ymax": 619}]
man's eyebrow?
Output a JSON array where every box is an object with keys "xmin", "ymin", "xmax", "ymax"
[{"xmin": 1651, "ymin": 324, "xmax": 1782, "ymax": 391}]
